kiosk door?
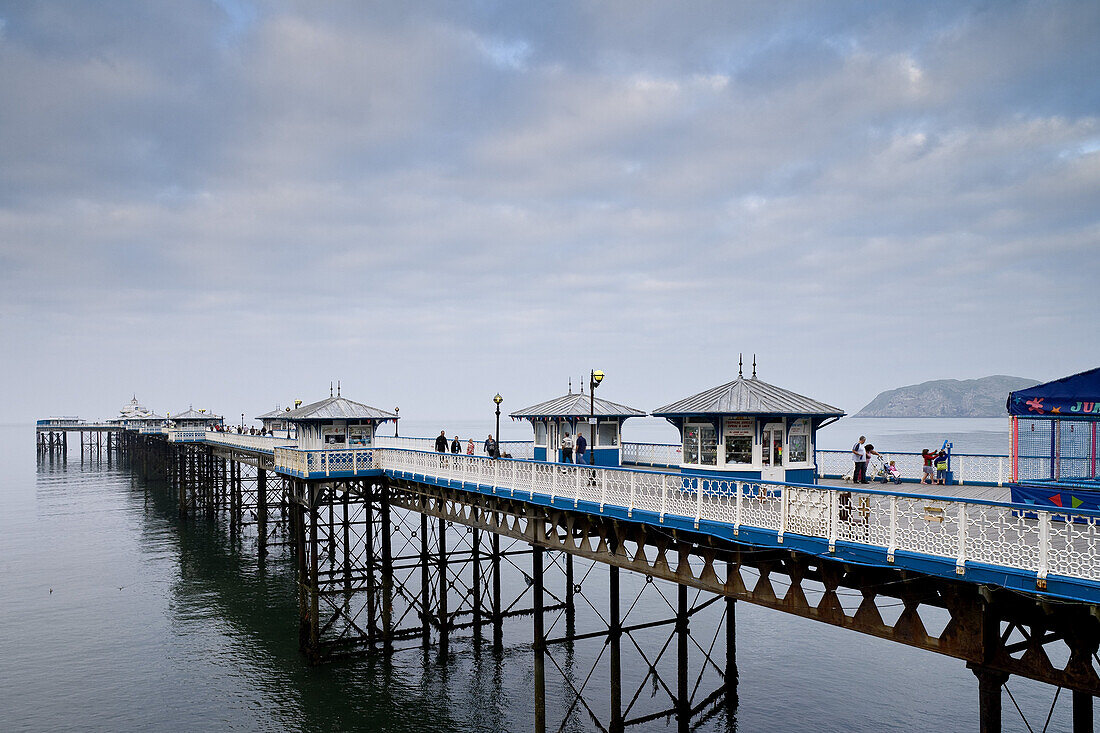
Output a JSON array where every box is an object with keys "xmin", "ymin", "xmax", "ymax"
[
  {"xmin": 761, "ymin": 423, "xmax": 785, "ymax": 482},
  {"xmin": 547, "ymin": 422, "xmax": 559, "ymax": 463}
]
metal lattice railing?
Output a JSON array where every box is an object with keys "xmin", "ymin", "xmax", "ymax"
[
  {"xmin": 373, "ymin": 435, "xmax": 534, "ymax": 460},
  {"xmin": 376, "ymin": 448, "xmax": 1100, "ymax": 587},
  {"xmin": 621, "ymin": 442, "xmax": 683, "ymax": 467},
  {"xmin": 273, "ymin": 447, "xmax": 380, "ymax": 477}
]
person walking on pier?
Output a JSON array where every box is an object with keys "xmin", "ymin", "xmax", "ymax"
[
  {"xmin": 436, "ymin": 430, "xmax": 447, "ymax": 452},
  {"xmin": 484, "ymin": 434, "xmax": 497, "ymax": 458},
  {"xmin": 466, "ymin": 438, "xmax": 475, "ymax": 455},
  {"xmin": 851, "ymin": 436, "xmax": 867, "ymax": 483},
  {"xmin": 575, "ymin": 432, "xmax": 587, "ymax": 464},
  {"xmin": 450, "ymin": 435, "xmax": 461, "ymax": 454},
  {"xmin": 561, "ymin": 431, "xmax": 574, "ymax": 463}
]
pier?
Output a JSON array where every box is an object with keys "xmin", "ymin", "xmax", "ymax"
[{"xmin": 40, "ymin": 411, "xmax": 1098, "ymax": 732}]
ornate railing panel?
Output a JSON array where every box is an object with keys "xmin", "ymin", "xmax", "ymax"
[
  {"xmin": 205, "ymin": 432, "xmax": 297, "ymax": 453},
  {"xmin": 816, "ymin": 449, "xmax": 1013, "ymax": 486},
  {"xmin": 378, "ymin": 448, "xmax": 1100, "ymax": 590}
]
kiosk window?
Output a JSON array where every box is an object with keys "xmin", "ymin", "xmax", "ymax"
[
  {"xmin": 598, "ymin": 421, "xmax": 618, "ymax": 447},
  {"xmin": 789, "ymin": 434, "xmax": 808, "ymax": 463},
  {"xmin": 725, "ymin": 436, "xmax": 752, "ymax": 464},
  {"xmin": 534, "ymin": 422, "xmax": 547, "ymax": 446},
  {"xmin": 684, "ymin": 423, "xmax": 717, "ymax": 466}
]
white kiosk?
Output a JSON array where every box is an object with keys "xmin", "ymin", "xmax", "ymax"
[
  {"xmin": 652, "ymin": 365, "xmax": 844, "ymax": 484},
  {"xmin": 511, "ymin": 389, "xmax": 645, "ymax": 466},
  {"xmin": 169, "ymin": 406, "xmax": 223, "ymax": 431},
  {"xmin": 282, "ymin": 393, "xmax": 397, "ymax": 450}
]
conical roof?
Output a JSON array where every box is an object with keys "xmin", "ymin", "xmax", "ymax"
[
  {"xmin": 171, "ymin": 406, "xmax": 222, "ymax": 421},
  {"xmin": 510, "ymin": 392, "xmax": 645, "ymax": 419},
  {"xmin": 256, "ymin": 407, "xmax": 291, "ymax": 419},
  {"xmin": 653, "ymin": 376, "xmax": 844, "ymax": 417},
  {"xmin": 282, "ymin": 396, "xmax": 397, "ymax": 421}
]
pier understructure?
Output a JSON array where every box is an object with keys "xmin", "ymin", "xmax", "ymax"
[{"xmin": 86, "ymin": 431, "xmax": 1099, "ymax": 732}]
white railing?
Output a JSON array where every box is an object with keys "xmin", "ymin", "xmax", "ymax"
[
  {"xmin": 622, "ymin": 442, "xmax": 682, "ymax": 467},
  {"xmin": 167, "ymin": 428, "xmax": 208, "ymax": 442},
  {"xmin": 273, "ymin": 447, "xmax": 381, "ymax": 478},
  {"xmin": 138, "ymin": 425, "xmax": 167, "ymax": 435},
  {"xmin": 377, "ymin": 448, "xmax": 1100, "ymax": 587},
  {"xmin": 373, "ymin": 436, "xmax": 534, "ymax": 460},
  {"xmin": 205, "ymin": 431, "xmax": 298, "ymax": 453},
  {"xmin": 817, "ymin": 449, "xmax": 1012, "ymax": 486}
]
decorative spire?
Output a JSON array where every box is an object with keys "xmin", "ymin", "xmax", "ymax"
[
  {"xmin": 738, "ymin": 353, "xmax": 743, "ymax": 378},
  {"xmin": 752, "ymin": 354, "xmax": 757, "ymax": 379},
  {"xmin": 330, "ymin": 381, "xmax": 334, "ymax": 398},
  {"xmin": 337, "ymin": 380, "xmax": 341, "ymax": 398},
  {"xmin": 568, "ymin": 377, "xmax": 572, "ymax": 394}
]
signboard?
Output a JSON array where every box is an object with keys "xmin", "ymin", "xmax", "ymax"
[
  {"xmin": 724, "ymin": 416, "xmax": 754, "ymax": 437},
  {"xmin": 790, "ymin": 418, "xmax": 809, "ymax": 434},
  {"xmin": 348, "ymin": 426, "xmax": 372, "ymax": 447},
  {"xmin": 322, "ymin": 426, "xmax": 346, "ymax": 446}
]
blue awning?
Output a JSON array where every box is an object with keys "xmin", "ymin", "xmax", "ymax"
[{"xmin": 1007, "ymin": 367, "xmax": 1100, "ymax": 417}]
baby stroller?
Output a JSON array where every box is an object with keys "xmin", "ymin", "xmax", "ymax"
[{"xmin": 870, "ymin": 455, "xmax": 902, "ymax": 484}]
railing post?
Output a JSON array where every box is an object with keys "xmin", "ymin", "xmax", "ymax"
[
  {"xmin": 955, "ymin": 504, "xmax": 967, "ymax": 574},
  {"xmin": 887, "ymin": 496, "xmax": 897, "ymax": 562},
  {"xmin": 778, "ymin": 483, "xmax": 788, "ymax": 544},
  {"xmin": 828, "ymin": 490, "xmax": 837, "ymax": 552},
  {"xmin": 599, "ymin": 470, "xmax": 607, "ymax": 511},
  {"xmin": 659, "ymin": 474, "xmax": 668, "ymax": 522},
  {"xmin": 353, "ymin": 450, "xmax": 358, "ymax": 474},
  {"xmin": 628, "ymin": 473, "xmax": 636, "ymax": 517},
  {"xmin": 958, "ymin": 455, "xmax": 966, "ymax": 485},
  {"xmin": 997, "ymin": 457, "xmax": 1004, "ymax": 487},
  {"xmin": 1037, "ymin": 511, "xmax": 1050, "ymax": 589},
  {"xmin": 551, "ymin": 465, "xmax": 558, "ymax": 503},
  {"xmin": 734, "ymin": 482, "xmax": 743, "ymax": 536},
  {"xmin": 573, "ymin": 467, "xmax": 581, "ymax": 507},
  {"xmin": 694, "ymin": 478, "xmax": 704, "ymax": 528},
  {"xmin": 325, "ymin": 450, "xmax": 330, "ymax": 478}
]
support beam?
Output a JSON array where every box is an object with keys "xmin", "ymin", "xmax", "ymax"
[
  {"xmin": 533, "ymin": 545, "xmax": 546, "ymax": 733},
  {"xmin": 1073, "ymin": 690, "xmax": 1093, "ymax": 733}
]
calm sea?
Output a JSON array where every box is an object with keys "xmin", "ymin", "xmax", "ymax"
[{"xmin": 0, "ymin": 420, "xmax": 1072, "ymax": 732}]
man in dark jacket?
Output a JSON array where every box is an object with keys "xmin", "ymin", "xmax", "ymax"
[{"xmin": 435, "ymin": 430, "xmax": 448, "ymax": 452}]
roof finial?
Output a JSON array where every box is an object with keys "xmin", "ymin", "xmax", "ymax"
[
  {"xmin": 337, "ymin": 380, "xmax": 341, "ymax": 398},
  {"xmin": 330, "ymin": 381, "xmax": 333, "ymax": 398},
  {"xmin": 738, "ymin": 353, "xmax": 743, "ymax": 378},
  {"xmin": 568, "ymin": 377, "xmax": 572, "ymax": 394},
  {"xmin": 752, "ymin": 354, "xmax": 757, "ymax": 379}
]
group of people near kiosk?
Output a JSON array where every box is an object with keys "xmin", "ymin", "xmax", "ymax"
[
  {"xmin": 851, "ymin": 435, "xmax": 949, "ymax": 485},
  {"xmin": 556, "ymin": 431, "xmax": 588, "ymax": 464},
  {"xmin": 435, "ymin": 430, "xmax": 503, "ymax": 458}
]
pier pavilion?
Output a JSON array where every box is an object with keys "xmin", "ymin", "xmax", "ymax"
[
  {"xmin": 256, "ymin": 407, "xmax": 293, "ymax": 435},
  {"xmin": 110, "ymin": 395, "xmax": 166, "ymax": 432},
  {"xmin": 169, "ymin": 406, "xmax": 223, "ymax": 431},
  {"xmin": 283, "ymin": 392, "xmax": 397, "ymax": 450},
  {"xmin": 510, "ymin": 388, "xmax": 645, "ymax": 466},
  {"xmin": 652, "ymin": 366, "xmax": 844, "ymax": 483}
]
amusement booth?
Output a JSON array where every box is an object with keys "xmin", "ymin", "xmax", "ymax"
[
  {"xmin": 652, "ymin": 366, "xmax": 844, "ymax": 483},
  {"xmin": 282, "ymin": 391, "xmax": 397, "ymax": 450},
  {"xmin": 169, "ymin": 406, "xmax": 223, "ymax": 431},
  {"xmin": 1008, "ymin": 367, "xmax": 1100, "ymax": 511},
  {"xmin": 511, "ymin": 383, "xmax": 645, "ymax": 467}
]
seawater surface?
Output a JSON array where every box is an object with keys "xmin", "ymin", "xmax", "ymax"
[{"xmin": 0, "ymin": 422, "xmax": 1073, "ymax": 732}]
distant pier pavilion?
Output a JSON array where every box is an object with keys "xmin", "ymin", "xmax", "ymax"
[
  {"xmin": 169, "ymin": 407, "xmax": 223, "ymax": 430},
  {"xmin": 510, "ymin": 389, "xmax": 645, "ymax": 466},
  {"xmin": 256, "ymin": 407, "xmax": 293, "ymax": 435},
  {"xmin": 652, "ymin": 368, "xmax": 844, "ymax": 483}
]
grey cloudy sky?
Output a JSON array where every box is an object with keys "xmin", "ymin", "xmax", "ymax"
[{"xmin": 2, "ymin": 1, "xmax": 1098, "ymax": 426}]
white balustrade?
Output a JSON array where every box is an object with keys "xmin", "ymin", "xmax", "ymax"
[
  {"xmin": 374, "ymin": 448, "xmax": 1100, "ymax": 587},
  {"xmin": 621, "ymin": 442, "xmax": 682, "ymax": 467},
  {"xmin": 205, "ymin": 431, "xmax": 297, "ymax": 453}
]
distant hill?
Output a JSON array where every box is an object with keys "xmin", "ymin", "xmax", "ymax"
[{"xmin": 855, "ymin": 376, "xmax": 1040, "ymax": 418}]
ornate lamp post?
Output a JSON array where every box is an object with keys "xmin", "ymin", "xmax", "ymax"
[
  {"xmin": 589, "ymin": 370, "xmax": 604, "ymax": 465},
  {"xmin": 493, "ymin": 393, "xmax": 503, "ymax": 456},
  {"xmin": 394, "ymin": 407, "xmax": 399, "ymax": 437},
  {"xmin": 240, "ymin": 412, "xmax": 245, "ymax": 431}
]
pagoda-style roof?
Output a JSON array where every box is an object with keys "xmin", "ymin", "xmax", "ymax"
[
  {"xmin": 282, "ymin": 396, "xmax": 397, "ymax": 422},
  {"xmin": 653, "ymin": 376, "xmax": 844, "ymax": 418},
  {"xmin": 118, "ymin": 395, "xmax": 160, "ymax": 420},
  {"xmin": 170, "ymin": 406, "xmax": 222, "ymax": 421},
  {"xmin": 511, "ymin": 392, "xmax": 646, "ymax": 420},
  {"xmin": 256, "ymin": 407, "xmax": 291, "ymax": 420}
]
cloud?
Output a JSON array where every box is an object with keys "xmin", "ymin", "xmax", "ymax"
[{"xmin": 0, "ymin": 1, "xmax": 1098, "ymax": 422}]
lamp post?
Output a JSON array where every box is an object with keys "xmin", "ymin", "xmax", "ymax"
[
  {"xmin": 241, "ymin": 412, "xmax": 245, "ymax": 431},
  {"xmin": 394, "ymin": 407, "xmax": 399, "ymax": 437},
  {"xmin": 493, "ymin": 394, "xmax": 503, "ymax": 456},
  {"xmin": 589, "ymin": 370, "xmax": 604, "ymax": 465}
]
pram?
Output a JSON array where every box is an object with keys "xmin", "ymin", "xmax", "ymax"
[{"xmin": 870, "ymin": 455, "xmax": 902, "ymax": 484}]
